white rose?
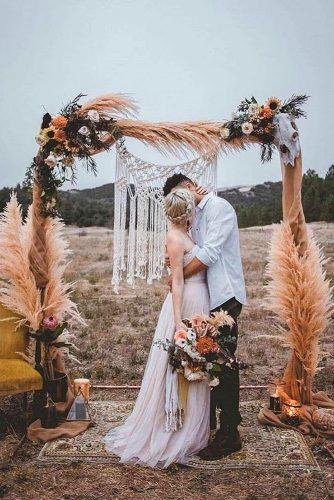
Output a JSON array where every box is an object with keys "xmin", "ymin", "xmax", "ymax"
[
  {"xmin": 45, "ymin": 154, "xmax": 57, "ymax": 168},
  {"xmin": 241, "ymin": 122, "xmax": 254, "ymax": 135},
  {"xmin": 87, "ymin": 109, "xmax": 100, "ymax": 122},
  {"xmin": 78, "ymin": 126, "xmax": 90, "ymax": 136},
  {"xmin": 248, "ymin": 103, "xmax": 260, "ymax": 116},
  {"xmin": 209, "ymin": 377, "xmax": 220, "ymax": 387}
]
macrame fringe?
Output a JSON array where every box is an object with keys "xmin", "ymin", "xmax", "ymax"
[{"xmin": 112, "ymin": 141, "xmax": 217, "ymax": 292}]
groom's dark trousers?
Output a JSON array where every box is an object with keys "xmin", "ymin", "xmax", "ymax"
[{"xmin": 210, "ymin": 297, "xmax": 242, "ymax": 432}]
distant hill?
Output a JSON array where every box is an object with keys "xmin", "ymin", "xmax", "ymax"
[{"xmin": 0, "ymin": 166, "xmax": 333, "ymax": 227}]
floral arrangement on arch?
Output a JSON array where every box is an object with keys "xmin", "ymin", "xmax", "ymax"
[
  {"xmin": 25, "ymin": 93, "xmax": 137, "ymax": 216},
  {"xmin": 220, "ymin": 94, "xmax": 309, "ymax": 162}
]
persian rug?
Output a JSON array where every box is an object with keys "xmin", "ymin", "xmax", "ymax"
[{"xmin": 38, "ymin": 400, "xmax": 319, "ymax": 471}]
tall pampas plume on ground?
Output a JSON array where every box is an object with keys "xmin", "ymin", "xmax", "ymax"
[
  {"xmin": 266, "ymin": 222, "xmax": 333, "ymax": 403},
  {"xmin": 40, "ymin": 214, "xmax": 86, "ymax": 327},
  {"xmin": 0, "ymin": 194, "xmax": 42, "ymax": 330}
]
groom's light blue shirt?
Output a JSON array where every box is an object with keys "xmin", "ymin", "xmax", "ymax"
[{"xmin": 191, "ymin": 192, "xmax": 247, "ymax": 310}]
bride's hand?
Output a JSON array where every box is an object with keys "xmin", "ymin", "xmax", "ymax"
[{"xmin": 175, "ymin": 321, "xmax": 187, "ymax": 332}]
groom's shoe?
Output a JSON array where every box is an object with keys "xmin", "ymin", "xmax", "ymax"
[
  {"xmin": 198, "ymin": 429, "xmax": 242, "ymax": 461},
  {"xmin": 221, "ymin": 430, "xmax": 242, "ymax": 457},
  {"xmin": 198, "ymin": 429, "xmax": 228, "ymax": 461}
]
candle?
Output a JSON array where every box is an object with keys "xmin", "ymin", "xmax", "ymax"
[
  {"xmin": 41, "ymin": 399, "xmax": 57, "ymax": 428},
  {"xmin": 268, "ymin": 380, "xmax": 285, "ymax": 413},
  {"xmin": 269, "ymin": 392, "xmax": 281, "ymax": 413},
  {"xmin": 73, "ymin": 378, "xmax": 90, "ymax": 400},
  {"xmin": 282, "ymin": 399, "xmax": 302, "ymax": 426}
]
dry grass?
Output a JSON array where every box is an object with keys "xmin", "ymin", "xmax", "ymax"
[{"xmin": 1, "ymin": 223, "xmax": 333, "ymax": 499}]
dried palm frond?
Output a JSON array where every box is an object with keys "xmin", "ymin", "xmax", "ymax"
[
  {"xmin": 266, "ymin": 222, "xmax": 333, "ymax": 403},
  {"xmin": 115, "ymin": 119, "xmax": 255, "ymax": 157},
  {"xmin": 79, "ymin": 92, "xmax": 138, "ymax": 118},
  {"xmin": 0, "ymin": 194, "xmax": 42, "ymax": 330},
  {"xmin": 41, "ymin": 215, "xmax": 86, "ymax": 326}
]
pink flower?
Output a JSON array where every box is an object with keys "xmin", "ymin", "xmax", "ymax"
[{"xmin": 43, "ymin": 315, "xmax": 59, "ymax": 331}]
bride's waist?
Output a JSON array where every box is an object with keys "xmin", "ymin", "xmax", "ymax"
[{"xmin": 184, "ymin": 274, "xmax": 207, "ymax": 284}]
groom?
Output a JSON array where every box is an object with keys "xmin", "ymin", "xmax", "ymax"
[{"xmin": 163, "ymin": 173, "xmax": 247, "ymax": 460}]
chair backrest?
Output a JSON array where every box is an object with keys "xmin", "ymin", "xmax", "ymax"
[{"xmin": 0, "ymin": 304, "xmax": 28, "ymax": 359}]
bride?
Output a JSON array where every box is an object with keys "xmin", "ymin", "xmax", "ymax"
[{"xmin": 104, "ymin": 188, "xmax": 210, "ymax": 467}]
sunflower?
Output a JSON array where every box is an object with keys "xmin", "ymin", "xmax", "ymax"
[{"xmin": 265, "ymin": 97, "xmax": 282, "ymax": 113}]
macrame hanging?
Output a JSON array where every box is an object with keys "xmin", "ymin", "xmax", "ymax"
[{"xmin": 112, "ymin": 141, "xmax": 217, "ymax": 292}]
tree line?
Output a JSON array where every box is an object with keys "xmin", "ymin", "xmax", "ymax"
[{"xmin": 0, "ymin": 166, "xmax": 333, "ymax": 228}]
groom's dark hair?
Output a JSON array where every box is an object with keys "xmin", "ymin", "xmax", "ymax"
[{"xmin": 163, "ymin": 173, "xmax": 195, "ymax": 197}]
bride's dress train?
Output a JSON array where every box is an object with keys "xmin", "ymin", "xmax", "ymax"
[{"xmin": 103, "ymin": 246, "xmax": 210, "ymax": 468}]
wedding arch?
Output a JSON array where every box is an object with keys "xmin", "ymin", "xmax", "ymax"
[{"xmin": 1, "ymin": 92, "xmax": 333, "ymax": 431}]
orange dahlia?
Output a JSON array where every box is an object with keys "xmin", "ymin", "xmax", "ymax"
[
  {"xmin": 52, "ymin": 115, "xmax": 68, "ymax": 129},
  {"xmin": 197, "ymin": 337, "xmax": 218, "ymax": 355},
  {"xmin": 54, "ymin": 129, "xmax": 66, "ymax": 142},
  {"xmin": 261, "ymin": 107, "xmax": 273, "ymax": 119}
]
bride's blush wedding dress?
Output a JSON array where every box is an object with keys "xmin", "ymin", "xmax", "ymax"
[{"xmin": 103, "ymin": 245, "xmax": 210, "ymax": 468}]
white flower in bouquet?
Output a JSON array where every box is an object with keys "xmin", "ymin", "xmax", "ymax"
[
  {"xmin": 186, "ymin": 329, "xmax": 196, "ymax": 342},
  {"xmin": 209, "ymin": 377, "xmax": 220, "ymax": 387},
  {"xmin": 206, "ymin": 362, "xmax": 213, "ymax": 370},
  {"xmin": 78, "ymin": 126, "xmax": 90, "ymax": 136},
  {"xmin": 175, "ymin": 337, "xmax": 187, "ymax": 348},
  {"xmin": 87, "ymin": 109, "xmax": 100, "ymax": 122},
  {"xmin": 181, "ymin": 360, "xmax": 188, "ymax": 367},
  {"xmin": 241, "ymin": 122, "xmax": 254, "ymax": 135},
  {"xmin": 45, "ymin": 154, "xmax": 57, "ymax": 168}
]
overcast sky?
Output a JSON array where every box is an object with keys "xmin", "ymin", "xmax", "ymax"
[{"xmin": 0, "ymin": 0, "xmax": 333, "ymax": 190}]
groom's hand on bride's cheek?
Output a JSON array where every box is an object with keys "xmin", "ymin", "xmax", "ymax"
[{"xmin": 195, "ymin": 186, "xmax": 209, "ymax": 196}]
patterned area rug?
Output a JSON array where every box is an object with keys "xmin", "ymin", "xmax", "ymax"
[{"xmin": 38, "ymin": 400, "xmax": 319, "ymax": 471}]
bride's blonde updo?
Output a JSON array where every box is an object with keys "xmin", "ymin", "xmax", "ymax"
[{"xmin": 164, "ymin": 188, "xmax": 195, "ymax": 225}]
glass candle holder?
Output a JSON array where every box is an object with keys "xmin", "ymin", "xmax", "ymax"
[
  {"xmin": 268, "ymin": 380, "xmax": 285, "ymax": 413},
  {"xmin": 282, "ymin": 399, "xmax": 302, "ymax": 426},
  {"xmin": 73, "ymin": 378, "xmax": 90, "ymax": 401}
]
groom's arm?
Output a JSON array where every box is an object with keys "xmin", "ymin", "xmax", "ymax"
[{"xmin": 183, "ymin": 201, "xmax": 235, "ymax": 278}]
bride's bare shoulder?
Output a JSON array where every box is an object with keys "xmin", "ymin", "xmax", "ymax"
[{"xmin": 166, "ymin": 229, "xmax": 184, "ymax": 249}]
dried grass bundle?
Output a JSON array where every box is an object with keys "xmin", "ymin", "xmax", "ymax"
[
  {"xmin": 79, "ymin": 92, "xmax": 138, "ymax": 118},
  {"xmin": 41, "ymin": 215, "xmax": 85, "ymax": 327},
  {"xmin": 0, "ymin": 194, "xmax": 42, "ymax": 330},
  {"xmin": 115, "ymin": 119, "xmax": 255, "ymax": 157},
  {"xmin": 266, "ymin": 222, "xmax": 333, "ymax": 403}
]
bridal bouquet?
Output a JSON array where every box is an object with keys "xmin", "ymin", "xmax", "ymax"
[{"xmin": 157, "ymin": 311, "xmax": 238, "ymax": 387}]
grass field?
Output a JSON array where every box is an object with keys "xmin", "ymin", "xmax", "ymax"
[{"xmin": 0, "ymin": 222, "xmax": 333, "ymax": 499}]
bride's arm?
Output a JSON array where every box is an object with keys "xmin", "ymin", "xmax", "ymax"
[{"xmin": 166, "ymin": 233, "xmax": 185, "ymax": 331}]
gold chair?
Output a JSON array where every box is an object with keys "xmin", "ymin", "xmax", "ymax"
[{"xmin": 0, "ymin": 304, "xmax": 43, "ymax": 400}]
